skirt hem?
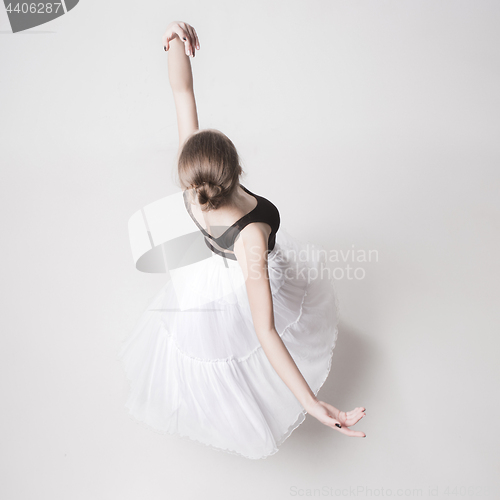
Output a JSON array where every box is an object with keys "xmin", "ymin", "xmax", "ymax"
[{"xmin": 119, "ymin": 324, "xmax": 338, "ymax": 460}]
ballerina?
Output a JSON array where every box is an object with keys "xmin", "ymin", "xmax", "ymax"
[{"xmin": 118, "ymin": 20, "xmax": 366, "ymax": 460}]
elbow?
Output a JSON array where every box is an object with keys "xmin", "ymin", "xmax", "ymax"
[
  {"xmin": 255, "ymin": 326, "xmax": 278, "ymax": 341},
  {"xmin": 170, "ymin": 83, "xmax": 194, "ymax": 94}
]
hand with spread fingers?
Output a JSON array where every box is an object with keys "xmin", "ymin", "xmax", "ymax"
[
  {"xmin": 306, "ymin": 400, "xmax": 367, "ymax": 437},
  {"xmin": 162, "ymin": 20, "xmax": 200, "ymax": 57}
]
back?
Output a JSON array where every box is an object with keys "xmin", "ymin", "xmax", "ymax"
[{"xmin": 183, "ymin": 184, "xmax": 280, "ymax": 261}]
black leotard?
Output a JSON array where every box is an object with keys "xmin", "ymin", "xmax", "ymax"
[{"xmin": 183, "ymin": 184, "xmax": 280, "ymax": 261}]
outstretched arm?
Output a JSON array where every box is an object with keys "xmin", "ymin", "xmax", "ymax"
[
  {"xmin": 233, "ymin": 223, "xmax": 366, "ymax": 437},
  {"xmin": 163, "ymin": 21, "xmax": 200, "ymax": 150}
]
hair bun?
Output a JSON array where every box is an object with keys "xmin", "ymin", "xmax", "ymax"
[{"xmin": 195, "ymin": 181, "xmax": 224, "ymax": 211}]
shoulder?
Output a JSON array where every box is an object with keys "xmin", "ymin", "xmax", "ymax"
[
  {"xmin": 234, "ymin": 222, "xmax": 271, "ymax": 252},
  {"xmin": 233, "ymin": 222, "xmax": 271, "ymax": 277}
]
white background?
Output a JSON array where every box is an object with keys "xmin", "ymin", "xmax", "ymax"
[{"xmin": 1, "ymin": 1, "xmax": 499, "ymax": 499}]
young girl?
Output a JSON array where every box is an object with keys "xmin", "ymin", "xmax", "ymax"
[{"xmin": 118, "ymin": 20, "xmax": 366, "ymax": 460}]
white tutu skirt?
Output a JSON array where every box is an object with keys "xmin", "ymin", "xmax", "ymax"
[{"xmin": 117, "ymin": 227, "xmax": 339, "ymax": 459}]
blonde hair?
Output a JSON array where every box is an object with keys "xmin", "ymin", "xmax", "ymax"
[{"xmin": 178, "ymin": 129, "xmax": 244, "ymax": 211}]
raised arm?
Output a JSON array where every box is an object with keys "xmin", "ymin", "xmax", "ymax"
[
  {"xmin": 233, "ymin": 223, "xmax": 366, "ymax": 437},
  {"xmin": 163, "ymin": 21, "xmax": 200, "ymax": 150}
]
